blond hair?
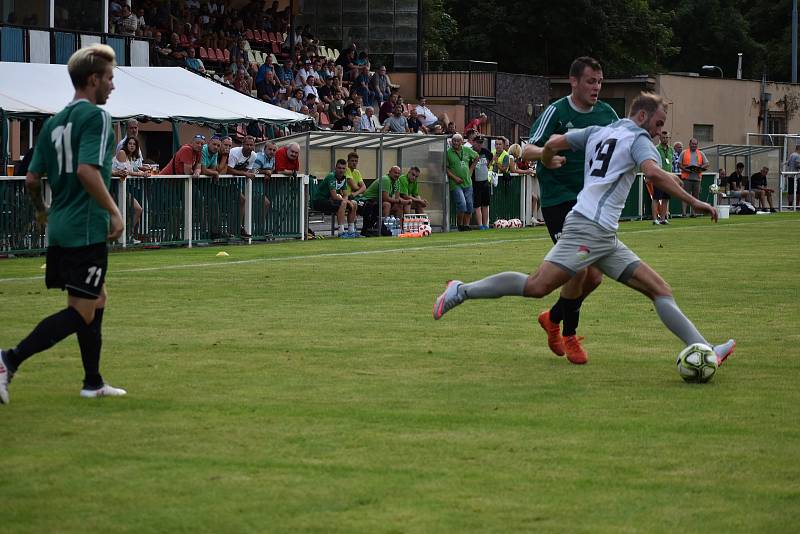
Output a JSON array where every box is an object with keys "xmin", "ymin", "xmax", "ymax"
[
  {"xmin": 68, "ymin": 44, "xmax": 116, "ymax": 89},
  {"xmin": 508, "ymin": 143, "xmax": 522, "ymax": 159},
  {"xmin": 628, "ymin": 92, "xmax": 666, "ymax": 119}
]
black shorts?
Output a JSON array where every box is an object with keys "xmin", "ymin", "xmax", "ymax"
[
  {"xmin": 473, "ymin": 180, "xmax": 491, "ymax": 208},
  {"xmin": 313, "ymin": 198, "xmax": 343, "ymax": 214},
  {"xmin": 541, "ymin": 200, "xmax": 577, "ymax": 243},
  {"xmin": 653, "ymin": 187, "xmax": 670, "ymax": 200},
  {"xmin": 45, "ymin": 242, "xmax": 108, "ymax": 299}
]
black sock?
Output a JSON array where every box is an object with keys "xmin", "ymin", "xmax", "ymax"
[
  {"xmin": 7, "ymin": 307, "xmax": 86, "ymax": 371},
  {"xmin": 561, "ymin": 297, "xmax": 583, "ymax": 337},
  {"xmin": 549, "ymin": 298, "xmax": 564, "ymax": 324},
  {"xmin": 78, "ymin": 308, "xmax": 104, "ymax": 390}
]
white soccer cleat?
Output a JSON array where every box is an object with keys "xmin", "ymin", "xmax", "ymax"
[
  {"xmin": 0, "ymin": 350, "xmax": 12, "ymax": 405},
  {"xmin": 433, "ymin": 280, "xmax": 464, "ymax": 320},
  {"xmin": 713, "ymin": 339, "xmax": 736, "ymax": 366},
  {"xmin": 80, "ymin": 384, "xmax": 127, "ymax": 398}
]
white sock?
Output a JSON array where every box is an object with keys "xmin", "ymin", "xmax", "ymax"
[{"xmin": 349, "ymin": 223, "xmax": 356, "ymax": 232}]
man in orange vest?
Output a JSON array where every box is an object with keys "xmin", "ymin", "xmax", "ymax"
[{"xmin": 678, "ymin": 137, "xmax": 708, "ymax": 217}]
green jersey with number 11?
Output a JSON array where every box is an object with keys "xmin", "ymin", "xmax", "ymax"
[
  {"xmin": 29, "ymin": 99, "xmax": 115, "ymax": 248},
  {"xmin": 529, "ymin": 96, "xmax": 618, "ymax": 208}
]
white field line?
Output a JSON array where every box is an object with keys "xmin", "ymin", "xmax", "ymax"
[{"xmin": 1, "ymin": 218, "xmax": 798, "ymax": 283}]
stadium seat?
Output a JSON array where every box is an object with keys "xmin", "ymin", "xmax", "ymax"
[
  {"xmin": 281, "ymin": 33, "xmax": 287, "ymax": 43},
  {"xmin": 179, "ymin": 34, "xmax": 189, "ymax": 47},
  {"xmin": 222, "ymin": 49, "xmax": 230, "ymax": 63},
  {"xmin": 207, "ymin": 48, "xmax": 218, "ymax": 62},
  {"xmin": 267, "ymin": 32, "xmax": 277, "ymax": 43},
  {"xmin": 247, "ymin": 50, "xmax": 257, "ymax": 65},
  {"xmin": 242, "ymin": 40, "xmax": 251, "ymax": 51},
  {"xmin": 270, "ymin": 53, "xmax": 278, "ymax": 64},
  {"xmin": 199, "ymin": 47, "xmax": 208, "ymax": 60},
  {"xmin": 318, "ymin": 45, "xmax": 328, "ymax": 58},
  {"xmin": 332, "ymin": 49, "xmax": 340, "ymax": 60},
  {"xmin": 271, "ymin": 42, "xmax": 280, "ymax": 54},
  {"xmin": 245, "ymin": 29, "xmax": 255, "ymax": 42},
  {"xmin": 257, "ymin": 30, "xmax": 269, "ymax": 44}
]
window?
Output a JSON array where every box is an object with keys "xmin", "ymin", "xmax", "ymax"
[
  {"xmin": 693, "ymin": 124, "xmax": 714, "ymax": 143},
  {"xmin": 767, "ymin": 112, "xmax": 787, "ymax": 135}
]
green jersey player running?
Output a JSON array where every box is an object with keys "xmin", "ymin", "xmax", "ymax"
[
  {"xmin": 433, "ymin": 92, "xmax": 735, "ymax": 370},
  {"xmin": 0, "ymin": 44, "xmax": 126, "ymax": 404},
  {"xmin": 524, "ymin": 57, "xmax": 619, "ymax": 364}
]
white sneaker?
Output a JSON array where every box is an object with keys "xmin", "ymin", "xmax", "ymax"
[
  {"xmin": 433, "ymin": 280, "xmax": 464, "ymax": 320},
  {"xmin": 80, "ymin": 384, "xmax": 127, "ymax": 398},
  {"xmin": 0, "ymin": 350, "xmax": 12, "ymax": 405}
]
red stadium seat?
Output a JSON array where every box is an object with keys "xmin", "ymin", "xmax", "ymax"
[
  {"xmin": 179, "ymin": 34, "xmax": 190, "ymax": 46},
  {"xmin": 215, "ymin": 49, "xmax": 225, "ymax": 63},
  {"xmin": 207, "ymin": 48, "xmax": 217, "ymax": 62},
  {"xmin": 245, "ymin": 29, "xmax": 255, "ymax": 42},
  {"xmin": 222, "ymin": 49, "xmax": 230, "ymax": 62},
  {"xmin": 275, "ymin": 32, "xmax": 284, "ymax": 44},
  {"xmin": 267, "ymin": 32, "xmax": 277, "ymax": 43},
  {"xmin": 271, "ymin": 42, "xmax": 280, "ymax": 54},
  {"xmin": 198, "ymin": 47, "xmax": 208, "ymax": 60},
  {"xmin": 261, "ymin": 30, "xmax": 272, "ymax": 44}
]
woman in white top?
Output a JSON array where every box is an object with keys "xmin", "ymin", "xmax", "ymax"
[
  {"xmin": 113, "ymin": 137, "xmax": 147, "ymax": 243},
  {"xmin": 509, "ymin": 143, "xmax": 545, "ymax": 226}
]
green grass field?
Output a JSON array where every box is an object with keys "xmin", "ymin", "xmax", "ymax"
[{"xmin": 1, "ymin": 214, "xmax": 799, "ymax": 532}]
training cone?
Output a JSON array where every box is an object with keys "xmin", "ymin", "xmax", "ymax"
[
  {"xmin": 216, "ymin": 251, "xmax": 230, "ymax": 257},
  {"xmin": 40, "ymin": 263, "xmax": 47, "ymax": 269}
]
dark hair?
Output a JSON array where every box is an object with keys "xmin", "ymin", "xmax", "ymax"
[
  {"xmin": 335, "ymin": 158, "xmax": 347, "ymax": 166},
  {"xmin": 569, "ymin": 56, "xmax": 602, "ymax": 79},
  {"xmin": 736, "ymin": 162, "xmax": 745, "ymax": 169}
]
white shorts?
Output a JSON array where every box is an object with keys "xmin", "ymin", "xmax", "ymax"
[{"xmin": 544, "ymin": 211, "xmax": 641, "ymax": 282}]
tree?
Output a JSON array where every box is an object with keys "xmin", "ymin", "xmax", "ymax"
[{"xmin": 422, "ymin": 0, "xmax": 458, "ymax": 62}]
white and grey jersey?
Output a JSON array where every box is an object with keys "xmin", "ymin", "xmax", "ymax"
[{"xmin": 565, "ymin": 118, "xmax": 659, "ymax": 231}]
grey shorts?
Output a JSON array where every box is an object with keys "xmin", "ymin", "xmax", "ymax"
[
  {"xmin": 683, "ymin": 180, "xmax": 701, "ymax": 197},
  {"xmin": 544, "ymin": 211, "xmax": 641, "ymax": 282}
]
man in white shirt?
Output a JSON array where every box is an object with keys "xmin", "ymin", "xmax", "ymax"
[
  {"xmin": 303, "ymin": 76, "xmax": 319, "ymax": 100},
  {"xmin": 359, "ymin": 106, "xmax": 381, "ymax": 132},
  {"xmin": 226, "ymin": 135, "xmax": 258, "ymax": 238},
  {"xmin": 415, "ymin": 97, "xmax": 438, "ymax": 128}
]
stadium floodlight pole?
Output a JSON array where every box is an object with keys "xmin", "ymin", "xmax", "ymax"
[
  {"xmin": 737, "ymin": 53, "xmax": 743, "ymax": 80},
  {"xmin": 702, "ymin": 65, "xmax": 724, "ymax": 78},
  {"xmin": 793, "ymin": 0, "xmax": 798, "ymax": 83}
]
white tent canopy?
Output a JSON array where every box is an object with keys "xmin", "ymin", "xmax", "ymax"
[{"xmin": 0, "ymin": 62, "xmax": 308, "ymax": 124}]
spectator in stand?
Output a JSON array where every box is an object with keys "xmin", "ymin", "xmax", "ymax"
[
  {"xmin": 200, "ymin": 135, "xmax": 222, "ymax": 178},
  {"xmin": 447, "ymin": 133, "xmax": 478, "ymax": 231},
  {"xmin": 328, "ymin": 90, "xmax": 345, "ymax": 123},
  {"xmin": 168, "ymin": 32, "xmax": 188, "ymax": 61},
  {"xmin": 332, "ymin": 76, "xmax": 349, "ymax": 100},
  {"xmin": 112, "ymin": 137, "xmax": 146, "ymax": 242},
  {"xmin": 415, "ymin": 97, "xmax": 440, "ymax": 130},
  {"xmin": 407, "ymin": 108, "xmax": 426, "ymax": 134},
  {"xmin": 651, "ymin": 130, "xmax": 674, "ymax": 225},
  {"xmin": 398, "ymin": 166, "xmax": 427, "ymax": 214},
  {"xmin": 218, "ymin": 136, "xmax": 232, "ymax": 172},
  {"xmin": 288, "ymin": 88, "xmax": 304, "ymax": 112},
  {"xmin": 227, "ymin": 135, "xmax": 258, "ymax": 237},
  {"xmin": 464, "ymin": 112, "xmax": 488, "ymax": 134},
  {"xmin": 318, "ymin": 75, "xmax": 334, "ymax": 104},
  {"xmin": 445, "ymin": 122, "xmax": 457, "ymax": 136},
  {"xmin": 672, "ymin": 141, "xmax": 683, "ymax": 173},
  {"xmin": 749, "ymin": 166, "xmax": 777, "ymax": 212},
  {"xmin": 369, "ymin": 65, "xmax": 393, "ymax": 104},
  {"xmin": 254, "ymin": 56, "xmax": 275, "ymax": 93},
  {"xmin": 379, "ymin": 93, "xmax": 399, "ymax": 124},
  {"xmin": 185, "ymin": 47, "xmax": 206, "ymax": 74},
  {"xmin": 275, "ymin": 143, "xmax": 301, "ymax": 174},
  {"xmin": 464, "ymin": 128, "xmax": 478, "ymax": 148},
  {"xmin": 252, "ymin": 140, "xmax": 277, "ymax": 216},
  {"xmin": 383, "ymin": 106, "xmax": 410, "ymax": 133},
  {"xmin": 116, "ymin": 4, "xmax": 139, "ymax": 36},
  {"xmin": 360, "ymin": 106, "xmax": 381, "ymax": 132},
  {"xmin": 336, "ymin": 48, "xmax": 358, "ymax": 81},
  {"xmin": 161, "ymin": 134, "xmax": 203, "ymax": 177},
  {"xmin": 276, "ymin": 58, "xmax": 295, "ymax": 89},
  {"xmin": 678, "ymin": 138, "xmax": 708, "ymax": 217},
  {"xmin": 344, "ymin": 95, "xmax": 363, "ymax": 117},
  {"xmin": 303, "ymin": 75, "xmax": 319, "ymax": 100},
  {"xmin": 352, "ymin": 64, "xmax": 372, "ymax": 105},
  {"xmin": 116, "ymin": 119, "xmax": 140, "ymax": 153},
  {"xmin": 431, "ymin": 124, "xmax": 444, "ymax": 135},
  {"xmin": 234, "ymin": 65, "xmax": 252, "ymax": 95},
  {"xmin": 320, "ymin": 59, "xmax": 336, "ymax": 81},
  {"xmin": 295, "ymin": 59, "xmax": 314, "ymax": 87},
  {"xmin": 304, "ymin": 94, "xmax": 318, "ymax": 113},
  {"xmin": 312, "ymin": 159, "xmax": 359, "ymax": 237},
  {"xmin": 259, "ymin": 70, "xmax": 281, "ymax": 104},
  {"xmin": 332, "ymin": 109, "xmax": 358, "ymax": 131},
  {"xmin": 726, "ymin": 162, "xmax": 754, "ymax": 204},
  {"xmin": 470, "ymin": 135, "xmax": 493, "ymax": 229}
]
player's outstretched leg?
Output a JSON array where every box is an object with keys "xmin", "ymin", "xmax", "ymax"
[
  {"xmin": 434, "ymin": 272, "xmax": 530, "ymax": 320},
  {"xmin": 713, "ymin": 339, "xmax": 736, "ymax": 366},
  {"xmin": 433, "ymin": 280, "xmax": 464, "ymax": 320}
]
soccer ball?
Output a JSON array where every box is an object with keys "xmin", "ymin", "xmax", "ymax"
[
  {"xmin": 509, "ymin": 218, "xmax": 523, "ymax": 228},
  {"xmin": 494, "ymin": 219, "xmax": 509, "ymax": 229},
  {"xmin": 709, "ymin": 183, "xmax": 720, "ymax": 194},
  {"xmin": 676, "ymin": 343, "xmax": 718, "ymax": 383},
  {"xmin": 420, "ymin": 224, "xmax": 432, "ymax": 236}
]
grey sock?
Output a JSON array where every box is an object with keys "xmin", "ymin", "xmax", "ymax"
[
  {"xmin": 459, "ymin": 272, "xmax": 528, "ymax": 300},
  {"xmin": 654, "ymin": 296, "xmax": 708, "ymax": 346}
]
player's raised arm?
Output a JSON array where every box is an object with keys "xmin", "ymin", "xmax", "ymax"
[{"xmin": 641, "ymin": 159, "xmax": 717, "ymax": 222}]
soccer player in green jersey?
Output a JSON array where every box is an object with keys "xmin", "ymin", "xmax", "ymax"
[
  {"xmin": 0, "ymin": 44, "xmax": 126, "ymax": 404},
  {"xmin": 524, "ymin": 57, "xmax": 619, "ymax": 364}
]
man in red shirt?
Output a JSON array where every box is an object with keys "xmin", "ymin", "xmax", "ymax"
[
  {"xmin": 275, "ymin": 142, "xmax": 301, "ymax": 173},
  {"xmin": 160, "ymin": 134, "xmax": 204, "ymax": 176},
  {"xmin": 464, "ymin": 113, "xmax": 488, "ymax": 134}
]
